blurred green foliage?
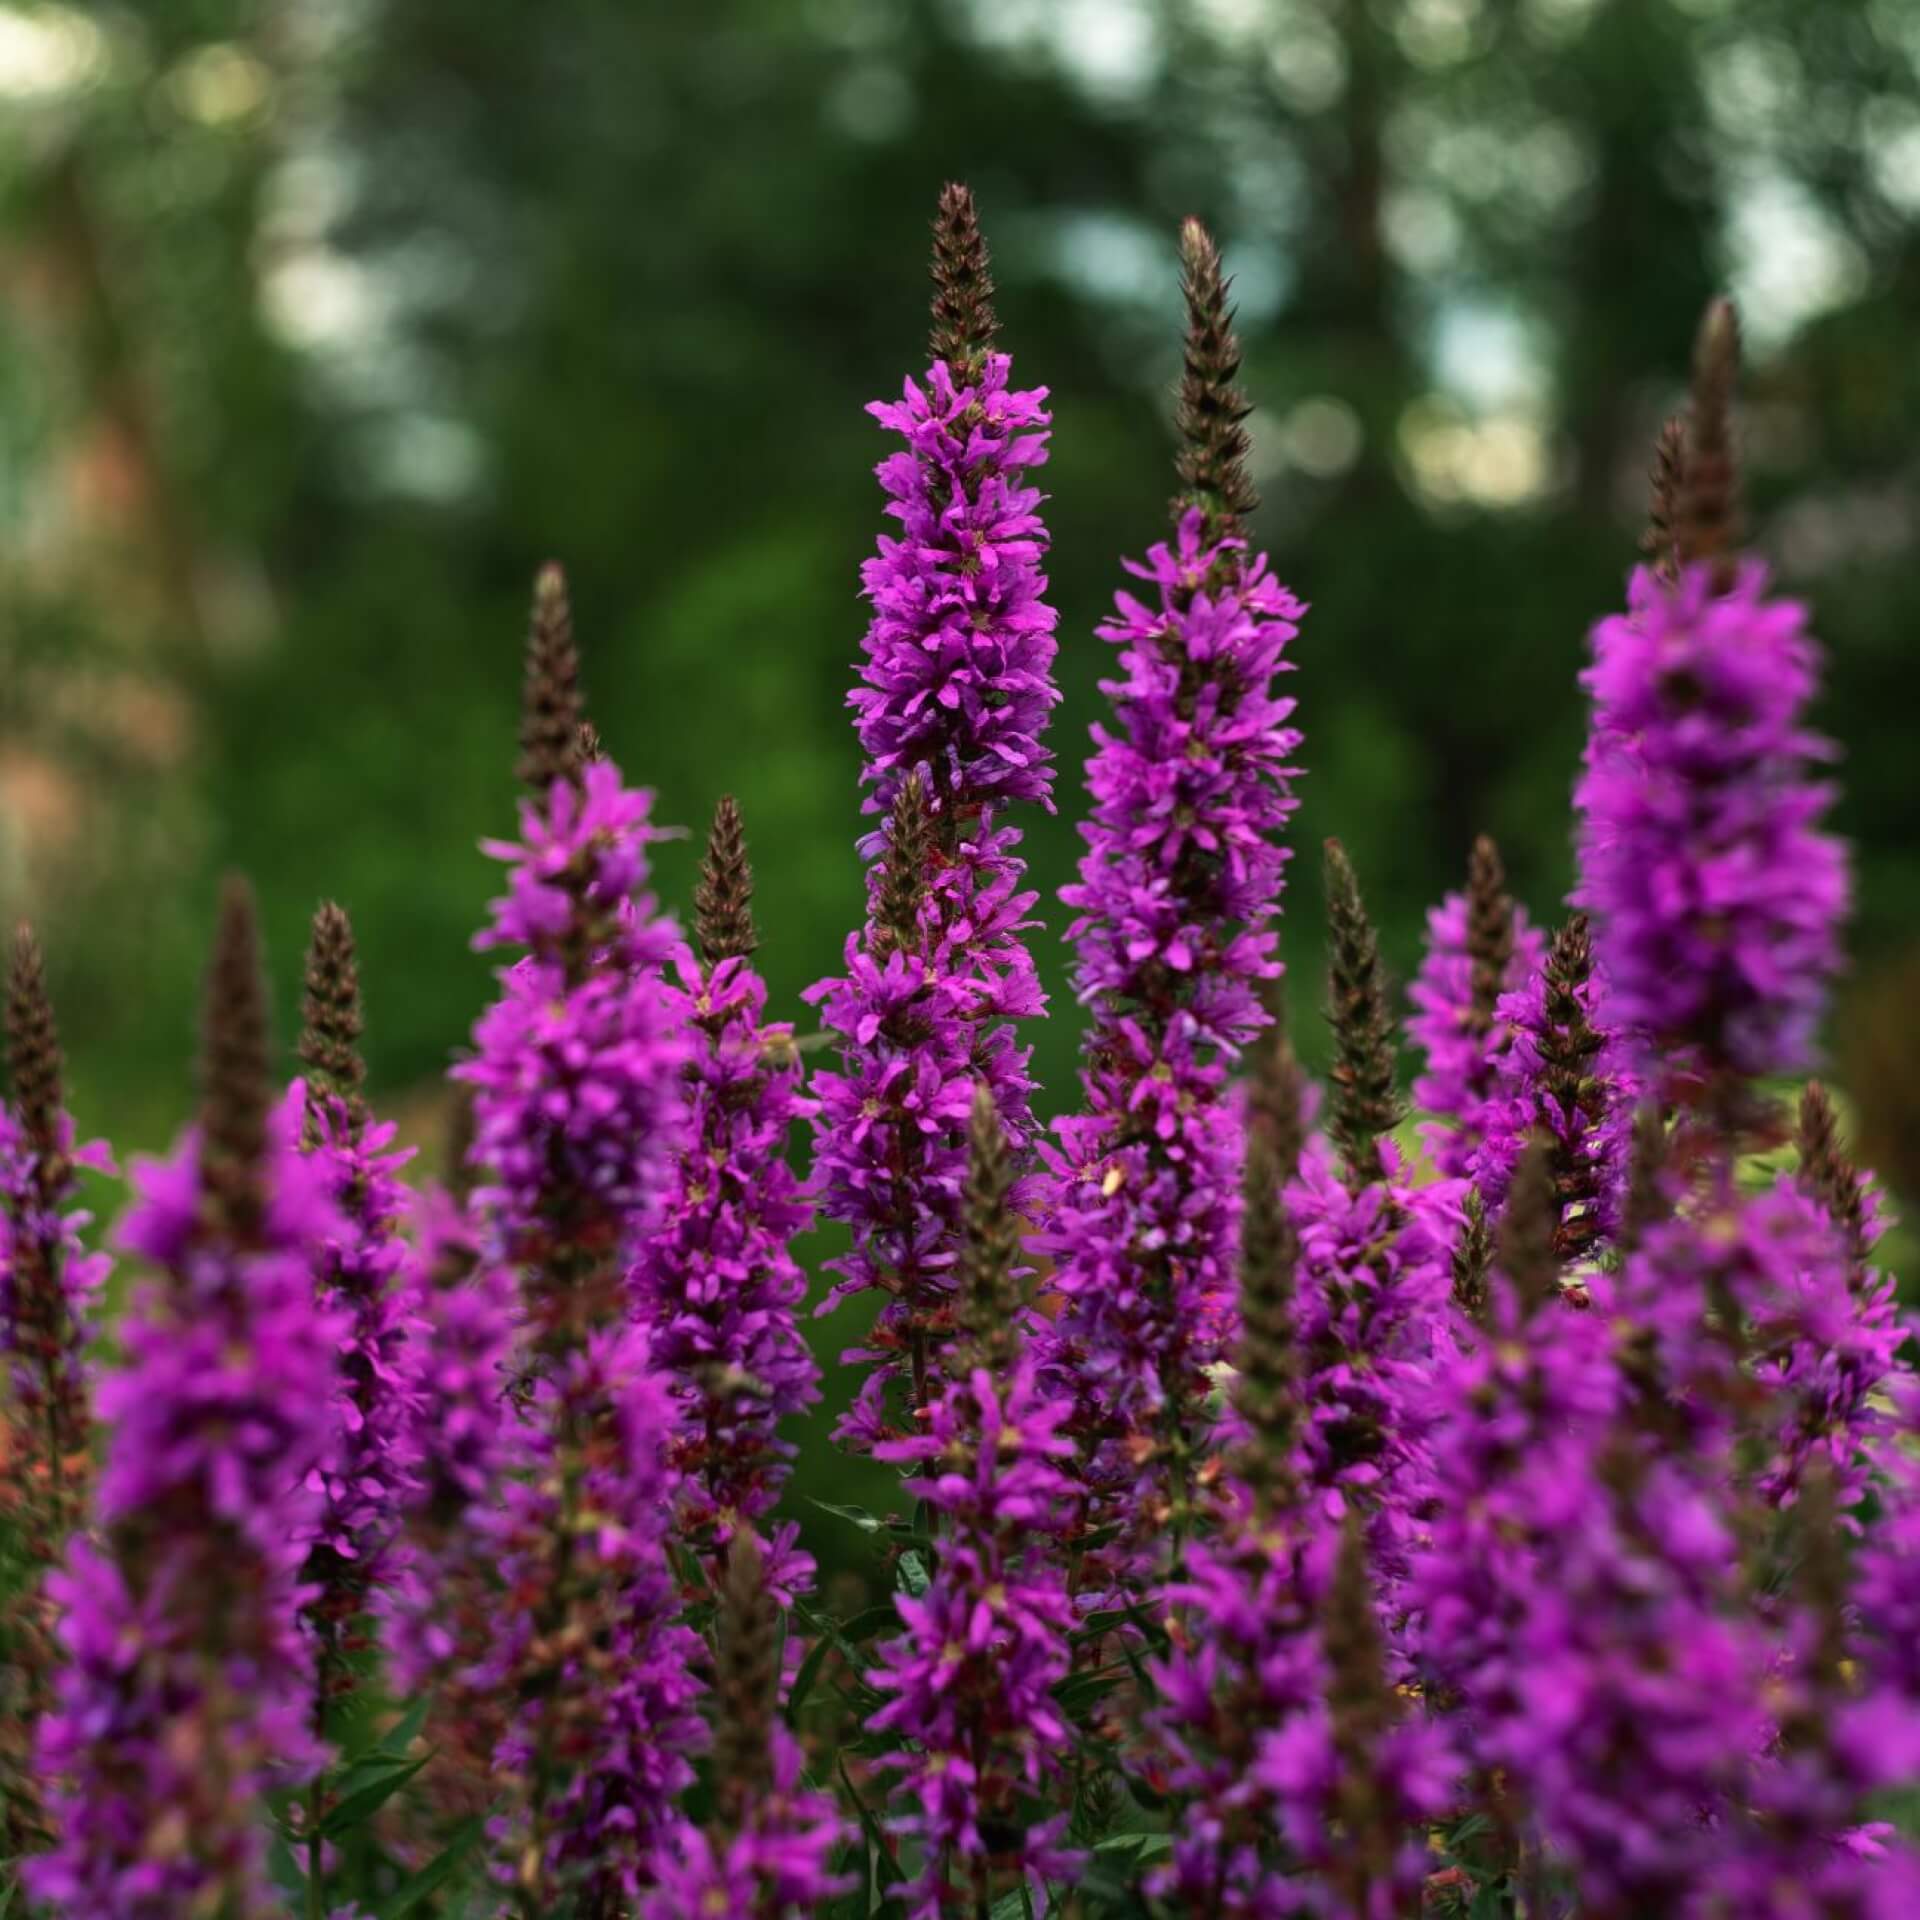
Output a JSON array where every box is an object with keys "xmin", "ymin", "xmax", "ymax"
[{"xmin": 6, "ymin": 0, "xmax": 1920, "ymax": 1537}]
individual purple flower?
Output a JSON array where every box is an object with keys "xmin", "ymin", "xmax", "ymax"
[
  {"xmin": 867, "ymin": 1363, "xmax": 1081, "ymax": 1916},
  {"xmin": 1574, "ymin": 557, "xmax": 1847, "ymax": 1092},
  {"xmin": 1472, "ymin": 915, "xmax": 1639, "ymax": 1264},
  {"xmin": 1406, "ymin": 839, "xmax": 1544, "ymax": 1179},
  {"xmin": 809, "ymin": 187, "xmax": 1059, "ymax": 1438},
  {"xmin": 633, "ymin": 801, "xmax": 821, "ymax": 1551},
  {"xmin": 1041, "ymin": 501, "xmax": 1304, "ymax": 1542},
  {"xmin": 32, "ymin": 883, "xmax": 343, "ymax": 1920}
]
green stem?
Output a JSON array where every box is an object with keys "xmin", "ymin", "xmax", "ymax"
[{"xmin": 305, "ymin": 1775, "xmax": 325, "ymax": 1920}]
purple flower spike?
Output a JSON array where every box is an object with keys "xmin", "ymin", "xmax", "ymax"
[
  {"xmin": 0, "ymin": 927, "xmax": 113, "ymax": 1857},
  {"xmin": 294, "ymin": 903, "xmax": 420, "ymax": 1700},
  {"xmin": 1041, "ymin": 502, "xmax": 1304, "ymax": 1546},
  {"xmin": 634, "ymin": 799, "xmax": 821, "ymax": 1555},
  {"xmin": 868, "ymin": 1365, "xmax": 1081, "ymax": 1916},
  {"xmin": 809, "ymin": 187, "xmax": 1059, "ymax": 1437},
  {"xmin": 32, "ymin": 882, "xmax": 343, "ymax": 1920},
  {"xmin": 1406, "ymin": 839, "xmax": 1544, "ymax": 1179},
  {"xmin": 1574, "ymin": 558, "xmax": 1847, "ymax": 1092},
  {"xmin": 1472, "ymin": 914, "xmax": 1639, "ymax": 1264}
]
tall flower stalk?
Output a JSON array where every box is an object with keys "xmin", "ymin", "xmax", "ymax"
[
  {"xmin": 1575, "ymin": 301, "xmax": 1847, "ymax": 1122},
  {"xmin": 1041, "ymin": 220, "xmax": 1304, "ymax": 1557},
  {"xmin": 1406, "ymin": 836, "xmax": 1543, "ymax": 1179},
  {"xmin": 808, "ymin": 182, "xmax": 1060, "ymax": 1448},
  {"xmin": 31, "ymin": 881, "xmax": 342, "ymax": 1919},
  {"xmin": 634, "ymin": 798, "xmax": 820, "ymax": 1579},
  {"xmin": 643, "ymin": 1533, "xmax": 850, "ymax": 1916},
  {"xmin": 868, "ymin": 1088, "xmax": 1080, "ymax": 1915},
  {"xmin": 457, "ymin": 567, "xmax": 700, "ymax": 1913},
  {"xmin": 1473, "ymin": 913, "xmax": 1639, "ymax": 1264},
  {"xmin": 0, "ymin": 928, "xmax": 111, "ymax": 1863},
  {"xmin": 295, "ymin": 905, "xmax": 417, "ymax": 1651},
  {"xmin": 292, "ymin": 902, "xmax": 419, "ymax": 1891}
]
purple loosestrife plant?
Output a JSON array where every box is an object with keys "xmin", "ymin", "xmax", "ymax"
[
  {"xmin": 809, "ymin": 183, "xmax": 1059, "ymax": 1442},
  {"xmin": 1406, "ymin": 838, "xmax": 1544, "ymax": 1179},
  {"xmin": 1472, "ymin": 914, "xmax": 1640, "ymax": 1266},
  {"xmin": 633, "ymin": 799, "xmax": 820, "ymax": 1573},
  {"xmin": 482, "ymin": 1323, "xmax": 707, "ymax": 1909},
  {"xmin": 294, "ymin": 905, "xmax": 419, "ymax": 1697},
  {"xmin": 385, "ymin": 1189, "xmax": 521, "ymax": 1799},
  {"xmin": 1042, "ymin": 220, "xmax": 1304, "ymax": 1553},
  {"xmin": 0, "ymin": 927, "xmax": 112, "ymax": 1860},
  {"xmin": 1285, "ymin": 845, "xmax": 1456, "ymax": 1615},
  {"xmin": 867, "ymin": 1090, "xmax": 1081, "ymax": 1915},
  {"xmin": 456, "ymin": 569, "xmax": 697, "ymax": 1914},
  {"xmin": 31, "ymin": 881, "xmax": 344, "ymax": 1920},
  {"xmin": 642, "ymin": 1532, "xmax": 851, "ymax": 1918},
  {"xmin": 1575, "ymin": 306, "xmax": 1847, "ymax": 1111}
]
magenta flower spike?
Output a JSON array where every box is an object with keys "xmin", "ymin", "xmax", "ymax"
[
  {"xmin": 807, "ymin": 184, "xmax": 1060, "ymax": 1444},
  {"xmin": 0, "ymin": 927, "xmax": 113, "ymax": 1857},
  {"xmin": 1406, "ymin": 837, "xmax": 1544, "ymax": 1179},
  {"xmin": 866, "ymin": 1091, "xmax": 1081, "ymax": 1914},
  {"xmin": 1472, "ymin": 914, "xmax": 1639, "ymax": 1264},
  {"xmin": 1040, "ymin": 219, "xmax": 1304, "ymax": 1549},
  {"xmin": 642, "ymin": 1532, "xmax": 851, "ymax": 1917},
  {"xmin": 453, "ymin": 570, "xmax": 701, "ymax": 1912},
  {"xmin": 31, "ymin": 882, "xmax": 343, "ymax": 1920},
  {"xmin": 294, "ymin": 903, "xmax": 420, "ymax": 1707},
  {"xmin": 632, "ymin": 799, "xmax": 821, "ymax": 1570},
  {"xmin": 1575, "ymin": 305, "xmax": 1847, "ymax": 1110}
]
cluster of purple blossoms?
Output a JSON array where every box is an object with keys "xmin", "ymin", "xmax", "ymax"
[
  {"xmin": 868, "ymin": 1363, "xmax": 1080, "ymax": 1913},
  {"xmin": 1042, "ymin": 510, "xmax": 1303, "ymax": 1526},
  {"xmin": 1407, "ymin": 885, "xmax": 1543, "ymax": 1179},
  {"xmin": 1471, "ymin": 930, "xmax": 1640, "ymax": 1261},
  {"xmin": 299, "ymin": 1087, "xmax": 420, "ymax": 1655},
  {"xmin": 642, "ymin": 1723, "xmax": 849, "ymax": 1918},
  {"xmin": 0, "ymin": 1109, "xmax": 111, "ymax": 1520},
  {"xmin": 480, "ymin": 1327, "xmax": 708, "ymax": 1906},
  {"xmin": 461, "ymin": 757, "xmax": 688, "ymax": 1276},
  {"xmin": 1149, "ymin": 1503, "xmax": 1456, "ymax": 1916},
  {"xmin": 458, "ymin": 743, "xmax": 700, "ymax": 1908},
  {"xmin": 384, "ymin": 1188, "xmax": 518, "ymax": 1699},
  {"xmin": 634, "ymin": 946, "xmax": 820, "ymax": 1553},
  {"xmin": 1286, "ymin": 1143, "xmax": 1458, "ymax": 1585},
  {"xmin": 33, "ymin": 1081, "xmax": 342, "ymax": 1919},
  {"xmin": 809, "ymin": 317, "xmax": 1059, "ymax": 1441},
  {"xmin": 1575, "ymin": 559, "xmax": 1849, "ymax": 1088},
  {"xmin": 1606, "ymin": 1182, "xmax": 1902, "ymax": 1514}
]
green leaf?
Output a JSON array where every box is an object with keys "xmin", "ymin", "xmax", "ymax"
[
  {"xmin": 809, "ymin": 1498, "xmax": 888, "ymax": 1535},
  {"xmin": 374, "ymin": 1816, "xmax": 486, "ymax": 1917},
  {"xmin": 365, "ymin": 1695, "xmax": 431, "ymax": 1762},
  {"xmin": 321, "ymin": 1753, "xmax": 431, "ymax": 1837},
  {"xmin": 786, "ymin": 1603, "xmax": 898, "ymax": 1721}
]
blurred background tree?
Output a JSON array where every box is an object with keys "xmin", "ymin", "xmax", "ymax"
[{"xmin": 5, "ymin": 0, "xmax": 1920, "ymax": 1521}]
